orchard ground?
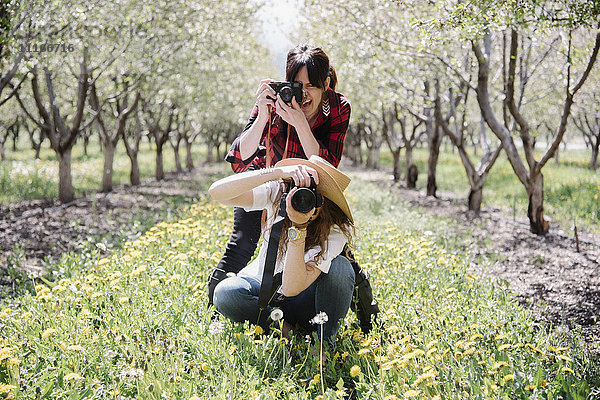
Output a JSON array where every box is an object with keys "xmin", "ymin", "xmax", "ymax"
[
  {"xmin": 1, "ymin": 160, "xmax": 598, "ymax": 351},
  {"xmin": 1, "ymin": 151, "xmax": 600, "ymax": 398}
]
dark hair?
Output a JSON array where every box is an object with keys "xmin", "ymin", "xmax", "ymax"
[{"xmin": 286, "ymin": 44, "xmax": 337, "ymax": 91}]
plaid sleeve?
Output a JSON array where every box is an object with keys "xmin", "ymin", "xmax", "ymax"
[
  {"xmin": 317, "ymin": 94, "xmax": 351, "ymax": 167},
  {"xmin": 225, "ymin": 105, "xmax": 264, "ymax": 172}
]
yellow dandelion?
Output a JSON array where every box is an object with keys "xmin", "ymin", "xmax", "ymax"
[
  {"xmin": 404, "ymin": 389, "xmax": 420, "ymax": 398},
  {"xmin": 0, "ymin": 383, "xmax": 16, "ymax": 394},
  {"xmin": 432, "ymin": 395, "xmax": 441, "ymax": 400},
  {"xmin": 41, "ymin": 328, "xmax": 57, "ymax": 339},
  {"xmin": 504, "ymin": 374, "xmax": 515, "ymax": 382},
  {"xmin": 350, "ymin": 365, "xmax": 361, "ymax": 378},
  {"xmin": 525, "ymin": 384, "xmax": 536, "ymax": 390},
  {"xmin": 67, "ymin": 345, "xmax": 86, "ymax": 352},
  {"xmin": 492, "ymin": 361, "xmax": 508, "ymax": 370},
  {"xmin": 556, "ymin": 354, "xmax": 572, "ymax": 362},
  {"xmin": 561, "ymin": 366, "xmax": 575, "ymax": 374},
  {"xmin": 64, "ymin": 372, "xmax": 84, "ymax": 382},
  {"xmin": 498, "ymin": 343, "xmax": 512, "ymax": 351},
  {"xmin": 358, "ymin": 348, "xmax": 370, "ymax": 355}
]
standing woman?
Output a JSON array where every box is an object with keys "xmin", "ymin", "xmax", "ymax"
[{"xmin": 208, "ymin": 45, "xmax": 351, "ymax": 304}]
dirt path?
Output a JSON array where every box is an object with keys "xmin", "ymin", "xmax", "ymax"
[
  {"xmin": 345, "ymin": 163, "xmax": 600, "ymax": 348},
  {"xmin": 1, "ymin": 163, "xmax": 599, "ymax": 349}
]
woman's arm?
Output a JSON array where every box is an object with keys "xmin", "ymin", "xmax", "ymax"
[
  {"xmin": 279, "ymin": 189, "xmax": 321, "ymax": 297},
  {"xmin": 208, "ymin": 164, "xmax": 319, "ymax": 208},
  {"xmin": 239, "ymin": 80, "xmax": 276, "ymax": 160},
  {"xmin": 280, "ymin": 233, "xmax": 321, "ymax": 297}
]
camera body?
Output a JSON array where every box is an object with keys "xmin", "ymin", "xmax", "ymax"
[
  {"xmin": 288, "ymin": 176, "xmax": 322, "ymax": 213},
  {"xmin": 268, "ymin": 81, "xmax": 303, "ymax": 105}
]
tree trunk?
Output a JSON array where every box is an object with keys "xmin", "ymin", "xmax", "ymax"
[
  {"xmin": 101, "ymin": 140, "xmax": 116, "ymax": 192},
  {"xmin": 405, "ymin": 145, "xmax": 414, "ymax": 184},
  {"xmin": 468, "ymin": 185, "xmax": 483, "ymax": 215},
  {"xmin": 0, "ymin": 141, "xmax": 5, "ymax": 161},
  {"xmin": 206, "ymin": 142, "xmax": 214, "ymax": 163},
  {"xmin": 527, "ymin": 172, "xmax": 549, "ymax": 234},
  {"xmin": 34, "ymin": 143, "xmax": 41, "ymax": 159},
  {"xmin": 185, "ymin": 141, "xmax": 194, "ymax": 171},
  {"xmin": 12, "ymin": 133, "xmax": 17, "ymax": 151},
  {"xmin": 407, "ymin": 164, "xmax": 418, "ymax": 189},
  {"xmin": 426, "ymin": 123, "xmax": 441, "ymax": 197},
  {"xmin": 156, "ymin": 143, "xmax": 165, "ymax": 180},
  {"xmin": 590, "ymin": 140, "xmax": 599, "ymax": 171},
  {"xmin": 129, "ymin": 152, "xmax": 140, "ymax": 186},
  {"xmin": 58, "ymin": 148, "xmax": 75, "ymax": 203},
  {"xmin": 173, "ymin": 142, "xmax": 183, "ymax": 173},
  {"xmin": 83, "ymin": 135, "xmax": 89, "ymax": 156},
  {"xmin": 392, "ymin": 149, "xmax": 401, "ymax": 182}
]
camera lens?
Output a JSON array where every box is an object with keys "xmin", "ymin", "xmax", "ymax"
[
  {"xmin": 290, "ymin": 188, "xmax": 316, "ymax": 213},
  {"xmin": 280, "ymin": 86, "xmax": 293, "ymax": 103}
]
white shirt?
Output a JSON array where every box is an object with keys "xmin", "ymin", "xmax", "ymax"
[{"xmin": 238, "ymin": 180, "xmax": 347, "ymax": 282}]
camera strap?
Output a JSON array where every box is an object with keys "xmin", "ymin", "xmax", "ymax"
[
  {"xmin": 257, "ymin": 192, "xmax": 288, "ymax": 311},
  {"xmin": 265, "ymin": 107, "xmax": 291, "ymax": 167}
]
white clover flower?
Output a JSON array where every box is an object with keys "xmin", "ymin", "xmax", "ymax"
[
  {"xmin": 309, "ymin": 311, "xmax": 328, "ymax": 325},
  {"xmin": 118, "ymin": 368, "xmax": 144, "ymax": 382},
  {"xmin": 208, "ymin": 320, "xmax": 224, "ymax": 335},
  {"xmin": 270, "ymin": 308, "xmax": 284, "ymax": 321}
]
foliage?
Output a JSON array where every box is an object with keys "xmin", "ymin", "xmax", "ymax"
[{"xmin": 0, "ymin": 171, "xmax": 597, "ymax": 399}]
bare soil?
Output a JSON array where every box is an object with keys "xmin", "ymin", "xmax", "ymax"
[
  {"xmin": 1, "ymin": 163, "xmax": 598, "ymax": 350},
  {"xmin": 346, "ymin": 164, "xmax": 600, "ymax": 349}
]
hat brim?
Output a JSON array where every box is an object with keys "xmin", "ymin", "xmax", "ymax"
[{"xmin": 274, "ymin": 158, "xmax": 353, "ymax": 224}]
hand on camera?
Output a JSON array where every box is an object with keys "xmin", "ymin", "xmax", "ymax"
[
  {"xmin": 274, "ymin": 95, "xmax": 307, "ymax": 129},
  {"xmin": 276, "ymin": 165, "xmax": 319, "ymax": 226},
  {"xmin": 276, "ymin": 164, "xmax": 319, "ymax": 187},
  {"xmin": 286, "ymin": 186, "xmax": 316, "ymax": 226},
  {"xmin": 255, "ymin": 79, "xmax": 276, "ymax": 119}
]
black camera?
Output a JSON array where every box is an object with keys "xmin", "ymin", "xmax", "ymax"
[
  {"xmin": 288, "ymin": 176, "xmax": 322, "ymax": 213},
  {"xmin": 268, "ymin": 81, "xmax": 303, "ymax": 105}
]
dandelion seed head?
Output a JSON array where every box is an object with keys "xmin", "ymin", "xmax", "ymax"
[
  {"xmin": 209, "ymin": 321, "xmax": 224, "ymax": 335},
  {"xmin": 309, "ymin": 311, "xmax": 328, "ymax": 325},
  {"xmin": 270, "ymin": 308, "xmax": 283, "ymax": 321}
]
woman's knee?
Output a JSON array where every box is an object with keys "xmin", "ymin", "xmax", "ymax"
[
  {"xmin": 213, "ymin": 276, "xmax": 252, "ymax": 312},
  {"xmin": 328, "ymin": 255, "xmax": 355, "ymax": 287}
]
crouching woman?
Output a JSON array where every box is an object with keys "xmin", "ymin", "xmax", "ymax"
[{"xmin": 208, "ymin": 155, "xmax": 355, "ymax": 343}]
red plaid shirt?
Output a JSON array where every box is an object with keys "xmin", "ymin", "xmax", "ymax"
[{"xmin": 225, "ymin": 88, "xmax": 350, "ymax": 172}]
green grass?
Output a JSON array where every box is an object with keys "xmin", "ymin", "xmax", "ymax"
[
  {"xmin": 0, "ymin": 137, "xmax": 208, "ymax": 203},
  {"xmin": 1, "ymin": 166, "xmax": 597, "ymax": 399},
  {"xmin": 379, "ymin": 145, "xmax": 600, "ymax": 233}
]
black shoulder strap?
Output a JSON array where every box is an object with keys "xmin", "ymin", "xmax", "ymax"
[{"xmin": 257, "ymin": 192, "xmax": 288, "ymax": 310}]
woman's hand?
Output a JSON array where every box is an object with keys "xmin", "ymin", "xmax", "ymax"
[
  {"xmin": 255, "ymin": 79, "xmax": 276, "ymax": 119},
  {"xmin": 286, "ymin": 187, "xmax": 316, "ymax": 226},
  {"xmin": 274, "ymin": 95, "xmax": 309, "ymax": 130},
  {"xmin": 275, "ymin": 164, "xmax": 319, "ymax": 187}
]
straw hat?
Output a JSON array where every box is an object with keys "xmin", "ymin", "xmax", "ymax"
[{"xmin": 275, "ymin": 155, "xmax": 353, "ymax": 223}]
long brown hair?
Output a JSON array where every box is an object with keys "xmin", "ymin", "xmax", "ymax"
[
  {"xmin": 277, "ymin": 196, "xmax": 354, "ymax": 267},
  {"xmin": 286, "ymin": 44, "xmax": 337, "ymax": 91}
]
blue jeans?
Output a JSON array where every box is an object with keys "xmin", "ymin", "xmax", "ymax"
[{"xmin": 213, "ymin": 255, "xmax": 355, "ymax": 342}]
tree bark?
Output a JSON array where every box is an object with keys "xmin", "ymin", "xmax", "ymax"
[
  {"xmin": 156, "ymin": 143, "xmax": 165, "ymax": 180},
  {"xmin": 101, "ymin": 140, "xmax": 116, "ymax": 192},
  {"xmin": 468, "ymin": 186, "xmax": 483, "ymax": 214},
  {"xmin": 185, "ymin": 141, "xmax": 194, "ymax": 170},
  {"xmin": 392, "ymin": 149, "xmax": 401, "ymax": 182},
  {"xmin": 58, "ymin": 148, "xmax": 74, "ymax": 203},
  {"xmin": 426, "ymin": 122, "xmax": 441, "ymax": 197},
  {"xmin": 129, "ymin": 152, "xmax": 140, "ymax": 186},
  {"xmin": 591, "ymin": 141, "xmax": 599, "ymax": 171},
  {"xmin": 527, "ymin": 172, "xmax": 549, "ymax": 234}
]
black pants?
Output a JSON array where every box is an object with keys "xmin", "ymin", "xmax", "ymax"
[{"xmin": 216, "ymin": 207, "xmax": 263, "ymax": 275}]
